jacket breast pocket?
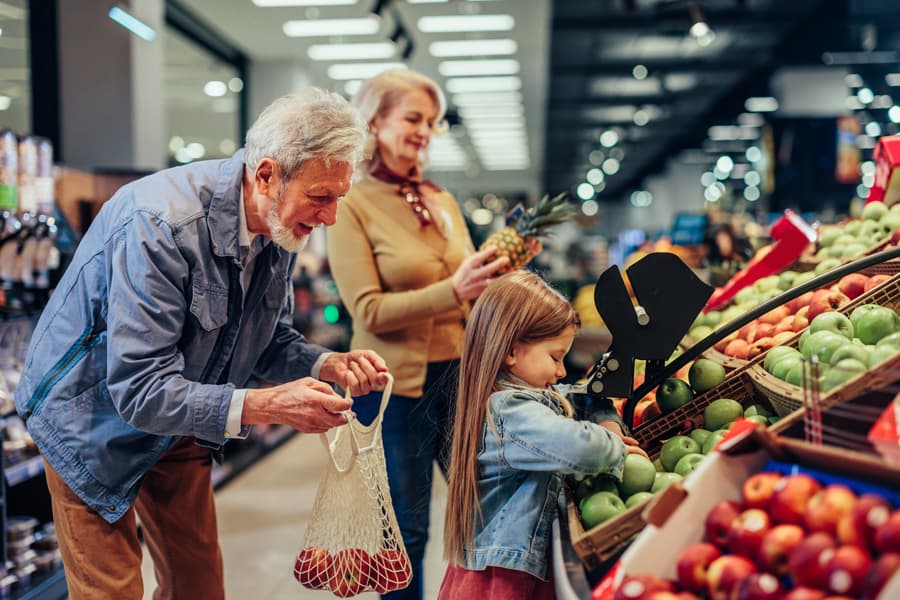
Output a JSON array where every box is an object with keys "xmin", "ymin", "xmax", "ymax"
[
  {"xmin": 263, "ymin": 275, "xmax": 289, "ymax": 310},
  {"xmin": 189, "ymin": 283, "xmax": 229, "ymax": 331}
]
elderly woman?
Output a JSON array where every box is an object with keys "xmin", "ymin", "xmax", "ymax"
[{"xmin": 327, "ymin": 69, "xmax": 506, "ymax": 599}]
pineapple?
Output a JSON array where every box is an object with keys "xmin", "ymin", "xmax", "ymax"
[{"xmin": 480, "ymin": 192, "xmax": 575, "ymax": 273}]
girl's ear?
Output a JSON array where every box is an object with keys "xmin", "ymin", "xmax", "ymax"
[{"xmin": 503, "ymin": 346, "xmax": 518, "ymax": 369}]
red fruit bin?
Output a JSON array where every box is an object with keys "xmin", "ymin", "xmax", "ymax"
[{"xmin": 594, "ymin": 426, "xmax": 900, "ymax": 600}]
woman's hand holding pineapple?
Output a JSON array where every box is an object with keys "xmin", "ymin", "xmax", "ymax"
[{"xmin": 451, "ymin": 246, "xmax": 510, "ymax": 302}]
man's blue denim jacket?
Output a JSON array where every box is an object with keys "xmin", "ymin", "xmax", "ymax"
[
  {"xmin": 462, "ymin": 381, "xmax": 627, "ymax": 580},
  {"xmin": 14, "ymin": 151, "xmax": 328, "ymax": 523}
]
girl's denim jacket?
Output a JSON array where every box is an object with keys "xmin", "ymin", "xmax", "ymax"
[{"xmin": 461, "ymin": 379, "xmax": 627, "ymax": 580}]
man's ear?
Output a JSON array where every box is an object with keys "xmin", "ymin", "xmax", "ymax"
[{"xmin": 255, "ymin": 158, "xmax": 278, "ymax": 195}]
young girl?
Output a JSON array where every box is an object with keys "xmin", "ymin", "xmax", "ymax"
[{"xmin": 441, "ymin": 270, "xmax": 646, "ymax": 599}]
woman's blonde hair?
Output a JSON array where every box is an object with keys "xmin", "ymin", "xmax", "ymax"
[
  {"xmin": 443, "ymin": 270, "xmax": 580, "ymax": 565},
  {"xmin": 351, "ymin": 69, "xmax": 447, "ymax": 177}
]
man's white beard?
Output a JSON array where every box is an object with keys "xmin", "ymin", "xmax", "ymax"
[{"xmin": 267, "ymin": 194, "xmax": 310, "ymax": 253}]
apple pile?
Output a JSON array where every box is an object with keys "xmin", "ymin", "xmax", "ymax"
[
  {"xmin": 763, "ymin": 305, "xmax": 900, "ymax": 393},
  {"xmin": 813, "ymin": 202, "xmax": 900, "ymax": 262},
  {"xmin": 612, "ymin": 470, "xmax": 900, "ymax": 600},
  {"xmin": 294, "ymin": 546, "xmax": 411, "ymax": 596}
]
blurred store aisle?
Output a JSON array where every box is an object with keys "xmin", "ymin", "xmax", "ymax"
[{"xmin": 141, "ymin": 433, "xmax": 448, "ymax": 599}]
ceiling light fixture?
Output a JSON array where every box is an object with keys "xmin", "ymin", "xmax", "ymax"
[
  {"xmin": 328, "ymin": 62, "xmax": 406, "ymax": 80},
  {"xmin": 438, "ymin": 59, "xmax": 520, "ymax": 77},
  {"xmin": 418, "ymin": 14, "xmax": 514, "ymax": 33},
  {"xmin": 446, "ymin": 76, "xmax": 521, "ymax": 93},
  {"xmin": 632, "ymin": 64, "xmax": 648, "ymax": 80},
  {"xmin": 108, "ymin": 5, "xmax": 156, "ymax": 41},
  {"xmin": 688, "ymin": 3, "xmax": 715, "ymax": 47},
  {"xmin": 744, "ymin": 97, "xmax": 779, "ymax": 112},
  {"xmin": 307, "ymin": 42, "xmax": 396, "ymax": 61},
  {"xmin": 283, "ymin": 17, "xmax": 380, "ymax": 37},
  {"xmin": 252, "ymin": 0, "xmax": 356, "ymax": 5},
  {"xmin": 429, "ymin": 39, "xmax": 517, "ymax": 57}
]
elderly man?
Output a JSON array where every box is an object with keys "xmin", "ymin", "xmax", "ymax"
[{"xmin": 15, "ymin": 88, "xmax": 388, "ymax": 599}]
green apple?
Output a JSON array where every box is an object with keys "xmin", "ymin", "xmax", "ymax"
[
  {"xmin": 579, "ymin": 491, "xmax": 626, "ymax": 529},
  {"xmin": 818, "ymin": 227, "xmax": 842, "ymax": 247},
  {"xmin": 844, "ymin": 220, "xmax": 864, "ymax": 235},
  {"xmin": 618, "ymin": 454, "xmax": 657, "ymax": 498},
  {"xmin": 575, "ymin": 475, "xmax": 618, "ymax": 503},
  {"xmin": 828, "ymin": 344, "xmax": 872, "ymax": 366},
  {"xmin": 651, "ymin": 472, "xmax": 683, "ymax": 493},
  {"xmin": 701, "ymin": 430, "xmax": 728, "ymax": 454},
  {"xmin": 656, "ymin": 378, "xmax": 694, "ymax": 414},
  {"xmin": 841, "ymin": 243, "xmax": 868, "ymax": 258},
  {"xmin": 659, "ymin": 436, "xmax": 702, "ymax": 472},
  {"xmin": 673, "ymin": 453, "xmax": 705, "ymax": 477},
  {"xmin": 688, "ymin": 359, "xmax": 727, "ymax": 394},
  {"xmin": 826, "ymin": 245, "xmax": 845, "ymax": 258},
  {"xmin": 834, "ymin": 234, "xmax": 858, "ymax": 246},
  {"xmin": 735, "ymin": 287, "xmax": 759, "ymax": 305},
  {"xmin": 694, "ymin": 310, "xmax": 722, "ymax": 328},
  {"xmin": 869, "ymin": 344, "xmax": 900, "ymax": 367},
  {"xmin": 689, "ymin": 428, "xmax": 712, "ymax": 447},
  {"xmin": 793, "ymin": 271, "xmax": 817, "ymax": 287},
  {"xmin": 800, "ymin": 330, "xmax": 849, "ymax": 364},
  {"xmin": 704, "ymin": 398, "xmax": 743, "ymax": 431},
  {"xmin": 624, "ymin": 491, "xmax": 654, "ymax": 509},
  {"xmin": 743, "ymin": 404, "xmax": 774, "ymax": 418},
  {"xmin": 863, "ymin": 201, "xmax": 889, "ymax": 221},
  {"xmin": 745, "ymin": 415, "xmax": 769, "ymax": 427},
  {"xmin": 814, "ymin": 258, "xmax": 842, "ymax": 276},
  {"xmin": 778, "ymin": 271, "xmax": 797, "ymax": 290},
  {"xmin": 721, "ymin": 305, "xmax": 745, "ymax": 323},
  {"xmin": 809, "ymin": 312, "xmax": 854, "ymax": 339},
  {"xmin": 821, "ymin": 358, "xmax": 868, "ymax": 391},
  {"xmin": 771, "ymin": 355, "xmax": 804, "ymax": 381},
  {"xmin": 880, "ymin": 212, "xmax": 900, "ymax": 234},
  {"xmin": 753, "ymin": 275, "xmax": 781, "ymax": 293},
  {"xmin": 764, "ymin": 346, "xmax": 803, "ymax": 372},
  {"xmin": 877, "ymin": 331, "xmax": 900, "ymax": 347},
  {"xmin": 784, "ymin": 361, "xmax": 820, "ymax": 388},
  {"xmin": 689, "ymin": 325, "xmax": 714, "ymax": 340},
  {"xmin": 652, "ymin": 457, "xmax": 664, "ymax": 472},
  {"xmin": 850, "ymin": 304, "xmax": 900, "ymax": 344}
]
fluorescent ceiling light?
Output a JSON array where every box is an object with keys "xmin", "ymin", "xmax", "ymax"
[
  {"xmin": 886, "ymin": 73, "xmax": 900, "ymax": 87},
  {"xmin": 446, "ymin": 76, "xmax": 521, "ymax": 93},
  {"xmin": 744, "ymin": 97, "xmax": 779, "ymax": 112},
  {"xmin": 283, "ymin": 17, "xmax": 379, "ymax": 37},
  {"xmin": 307, "ymin": 42, "xmax": 395, "ymax": 61},
  {"xmin": 463, "ymin": 118, "xmax": 526, "ymax": 129},
  {"xmin": 439, "ymin": 59, "xmax": 519, "ymax": 77},
  {"xmin": 108, "ymin": 6, "xmax": 156, "ymax": 42},
  {"xmin": 737, "ymin": 112, "xmax": 765, "ymax": 127},
  {"xmin": 459, "ymin": 105, "xmax": 524, "ymax": 118},
  {"xmin": 429, "ymin": 39, "xmax": 517, "ymax": 57},
  {"xmin": 203, "ymin": 81, "xmax": 228, "ymax": 97},
  {"xmin": 418, "ymin": 14, "xmax": 514, "ymax": 33},
  {"xmin": 253, "ymin": 0, "xmax": 356, "ymax": 5},
  {"xmin": 407, "ymin": 0, "xmax": 448, "ymax": 3},
  {"xmin": 453, "ymin": 92, "xmax": 522, "ymax": 106},
  {"xmin": 327, "ymin": 62, "xmax": 406, "ymax": 80},
  {"xmin": 0, "ymin": 96, "xmax": 10, "ymax": 111}
]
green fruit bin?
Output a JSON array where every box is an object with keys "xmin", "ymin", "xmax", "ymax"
[
  {"xmin": 747, "ymin": 272, "xmax": 900, "ymax": 418},
  {"xmin": 790, "ymin": 227, "xmax": 896, "ymax": 272}
]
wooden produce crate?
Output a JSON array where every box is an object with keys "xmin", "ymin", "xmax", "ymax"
[
  {"xmin": 566, "ymin": 491, "xmax": 648, "ymax": 570},
  {"xmin": 747, "ymin": 272, "xmax": 900, "ymax": 417},
  {"xmin": 681, "ymin": 334, "xmax": 748, "ymax": 371}
]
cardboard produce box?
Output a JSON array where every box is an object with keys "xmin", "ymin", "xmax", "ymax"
[{"xmin": 593, "ymin": 427, "xmax": 900, "ymax": 599}]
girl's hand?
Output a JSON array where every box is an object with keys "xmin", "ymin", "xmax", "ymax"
[{"xmin": 599, "ymin": 420, "xmax": 649, "ymax": 458}]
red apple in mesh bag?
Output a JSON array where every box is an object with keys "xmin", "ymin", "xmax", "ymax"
[
  {"xmin": 770, "ymin": 473, "xmax": 822, "ymax": 525},
  {"xmin": 788, "ymin": 531, "xmax": 837, "ymax": 589},
  {"xmin": 727, "ymin": 508, "xmax": 772, "ymax": 559},
  {"xmin": 824, "ymin": 545, "xmax": 873, "ymax": 597},
  {"xmin": 706, "ymin": 555, "xmax": 756, "ymax": 600},
  {"xmin": 836, "ymin": 493, "xmax": 891, "ymax": 551},
  {"xmin": 874, "ymin": 509, "xmax": 900, "ymax": 554},
  {"xmin": 704, "ymin": 499, "xmax": 743, "ymax": 549},
  {"xmin": 293, "ymin": 546, "xmax": 331, "ymax": 589},
  {"xmin": 862, "ymin": 552, "xmax": 900, "ymax": 600},
  {"xmin": 370, "ymin": 548, "xmax": 412, "ymax": 594},
  {"xmin": 732, "ymin": 572, "xmax": 786, "ymax": 600},
  {"xmin": 802, "ymin": 484, "xmax": 857, "ymax": 536},
  {"xmin": 757, "ymin": 524, "xmax": 805, "ymax": 576},
  {"xmin": 613, "ymin": 573, "xmax": 675, "ymax": 600},
  {"xmin": 675, "ymin": 542, "xmax": 722, "ymax": 593},
  {"xmin": 742, "ymin": 471, "xmax": 783, "ymax": 510},
  {"xmin": 329, "ymin": 548, "xmax": 372, "ymax": 597}
]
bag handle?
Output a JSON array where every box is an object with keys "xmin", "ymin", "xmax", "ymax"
[{"xmin": 320, "ymin": 374, "xmax": 393, "ymax": 473}]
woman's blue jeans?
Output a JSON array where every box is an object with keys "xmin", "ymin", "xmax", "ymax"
[{"xmin": 353, "ymin": 360, "xmax": 457, "ymax": 600}]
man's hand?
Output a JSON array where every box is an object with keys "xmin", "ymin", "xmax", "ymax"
[
  {"xmin": 319, "ymin": 350, "xmax": 389, "ymax": 396},
  {"xmin": 243, "ymin": 377, "xmax": 353, "ymax": 434}
]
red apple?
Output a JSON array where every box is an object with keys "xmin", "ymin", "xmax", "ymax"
[
  {"xmin": 875, "ymin": 509, "xmax": 900, "ymax": 554},
  {"xmin": 370, "ymin": 548, "xmax": 412, "ymax": 594},
  {"xmin": 705, "ymin": 500, "xmax": 743, "ymax": 549},
  {"xmin": 760, "ymin": 305, "xmax": 791, "ymax": 325},
  {"xmin": 675, "ymin": 542, "xmax": 722, "ymax": 593},
  {"xmin": 749, "ymin": 336, "xmax": 777, "ymax": 359},
  {"xmin": 865, "ymin": 274, "xmax": 891, "ymax": 292},
  {"xmin": 770, "ymin": 473, "xmax": 822, "ymax": 525},
  {"xmin": 783, "ymin": 588, "xmax": 826, "ymax": 600},
  {"xmin": 294, "ymin": 546, "xmax": 331, "ymax": 589},
  {"xmin": 724, "ymin": 339, "xmax": 751, "ymax": 359},
  {"xmin": 613, "ymin": 573, "xmax": 675, "ymax": 600},
  {"xmin": 786, "ymin": 291, "xmax": 815, "ymax": 313},
  {"xmin": 863, "ymin": 552, "xmax": 900, "ymax": 600},
  {"xmin": 758, "ymin": 524, "xmax": 805, "ymax": 576},
  {"xmin": 732, "ymin": 572, "xmax": 786, "ymax": 600},
  {"xmin": 774, "ymin": 315, "xmax": 797, "ymax": 335},
  {"xmin": 792, "ymin": 306, "xmax": 811, "ymax": 332},
  {"xmin": 739, "ymin": 322, "xmax": 759, "ymax": 342},
  {"xmin": 837, "ymin": 273, "xmax": 870, "ymax": 300},
  {"xmin": 807, "ymin": 289, "xmax": 851, "ymax": 321},
  {"xmin": 329, "ymin": 548, "xmax": 372, "ymax": 597},
  {"xmin": 836, "ymin": 493, "xmax": 891, "ymax": 551},
  {"xmin": 742, "ymin": 471, "xmax": 783, "ymax": 510},
  {"xmin": 706, "ymin": 555, "xmax": 757, "ymax": 600},
  {"xmin": 803, "ymin": 484, "xmax": 857, "ymax": 535},
  {"xmin": 788, "ymin": 532, "xmax": 837, "ymax": 589},
  {"xmin": 727, "ymin": 508, "xmax": 772, "ymax": 559},
  {"xmin": 824, "ymin": 545, "xmax": 873, "ymax": 597}
]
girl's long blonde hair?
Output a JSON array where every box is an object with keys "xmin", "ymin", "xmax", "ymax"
[{"xmin": 443, "ymin": 270, "xmax": 580, "ymax": 564}]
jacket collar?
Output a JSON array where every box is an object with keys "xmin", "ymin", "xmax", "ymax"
[
  {"xmin": 207, "ymin": 149, "xmax": 246, "ymax": 260},
  {"xmin": 496, "ymin": 375, "xmax": 566, "ymax": 413}
]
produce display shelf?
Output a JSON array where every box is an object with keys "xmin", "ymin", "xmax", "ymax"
[
  {"xmin": 11, "ymin": 569, "xmax": 66, "ymax": 600},
  {"xmin": 5, "ymin": 456, "xmax": 44, "ymax": 488}
]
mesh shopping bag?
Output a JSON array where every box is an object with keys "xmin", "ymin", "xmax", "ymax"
[{"xmin": 293, "ymin": 374, "xmax": 412, "ymax": 597}]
